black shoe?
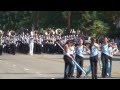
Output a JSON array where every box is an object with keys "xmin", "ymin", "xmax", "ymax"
[
  {"xmin": 71, "ymin": 76, "xmax": 75, "ymax": 79},
  {"xmin": 109, "ymin": 74, "xmax": 111, "ymax": 77},
  {"xmin": 102, "ymin": 75, "xmax": 106, "ymax": 78},
  {"xmin": 66, "ymin": 77, "xmax": 71, "ymax": 79},
  {"xmin": 94, "ymin": 75, "xmax": 97, "ymax": 79},
  {"xmin": 13, "ymin": 53, "xmax": 15, "ymax": 55},
  {"xmin": 76, "ymin": 75, "xmax": 81, "ymax": 78}
]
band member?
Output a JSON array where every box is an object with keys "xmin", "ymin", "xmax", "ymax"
[
  {"xmin": 24, "ymin": 39, "xmax": 29, "ymax": 54},
  {"xmin": 29, "ymin": 35, "xmax": 34, "ymax": 56},
  {"xmin": 2, "ymin": 37, "xmax": 6, "ymax": 53},
  {"xmin": 38, "ymin": 36, "xmax": 42, "ymax": 54},
  {"xmin": 63, "ymin": 40, "xmax": 75, "ymax": 79},
  {"xmin": 107, "ymin": 39, "xmax": 119, "ymax": 77},
  {"xmin": 69, "ymin": 41, "xmax": 76, "ymax": 77},
  {"xmin": 25, "ymin": 35, "xmax": 30, "ymax": 54},
  {"xmin": 89, "ymin": 38, "xmax": 100, "ymax": 79},
  {"xmin": 0, "ymin": 35, "xmax": 2, "ymax": 55},
  {"xmin": 101, "ymin": 37, "xmax": 115, "ymax": 78},
  {"xmin": 75, "ymin": 39, "xmax": 85, "ymax": 78},
  {"xmin": 33, "ymin": 39, "xmax": 37, "ymax": 54},
  {"xmin": 10, "ymin": 39, "xmax": 16, "ymax": 55}
]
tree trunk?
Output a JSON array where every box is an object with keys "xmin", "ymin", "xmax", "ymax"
[{"xmin": 67, "ymin": 11, "xmax": 71, "ymax": 35}]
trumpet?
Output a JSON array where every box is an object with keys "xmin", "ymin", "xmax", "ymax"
[{"xmin": 44, "ymin": 28, "xmax": 52, "ymax": 35}]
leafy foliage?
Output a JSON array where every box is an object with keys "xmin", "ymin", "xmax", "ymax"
[
  {"xmin": 91, "ymin": 20, "xmax": 109, "ymax": 37},
  {"xmin": 0, "ymin": 11, "xmax": 119, "ymax": 37}
]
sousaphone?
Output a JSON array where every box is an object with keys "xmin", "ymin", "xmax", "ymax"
[
  {"xmin": 8, "ymin": 30, "xmax": 16, "ymax": 36},
  {"xmin": 55, "ymin": 28, "xmax": 63, "ymax": 35}
]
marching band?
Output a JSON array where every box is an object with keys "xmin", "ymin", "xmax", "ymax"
[{"xmin": 0, "ymin": 29, "xmax": 119, "ymax": 79}]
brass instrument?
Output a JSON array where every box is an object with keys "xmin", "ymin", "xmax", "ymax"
[
  {"xmin": 50, "ymin": 29, "xmax": 55, "ymax": 35},
  {"xmin": 70, "ymin": 29, "xmax": 76, "ymax": 34},
  {"xmin": 55, "ymin": 28, "xmax": 63, "ymax": 35},
  {"xmin": 43, "ymin": 28, "xmax": 53, "ymax": 40},
  {"xmin": 40, "ymin": 28, "xmax": 55, "ymax": 36},
  {"xmin": 44, "ymin": 28, "xmax": 51, "ymax": 35},
  {"xmin": 8, "ymin": 30, "xmax": 16, "ymax": 36},
  {"xmin": 0, "ymin": 30, "xmax": 3, "ymax": 37}
]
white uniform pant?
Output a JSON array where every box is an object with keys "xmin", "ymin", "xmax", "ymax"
[{"xmin": 29, "ymin": 43, "xmax": 34, "ymax": 55}]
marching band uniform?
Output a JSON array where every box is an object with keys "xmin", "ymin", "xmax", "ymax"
[
  {"xmin": 10, "ymin": 40, "xmax": 16, "ymax": 55},
  {"xmin": 0, "ymin": 36, "xmax": 2, "ymax": 55},
  {"xmin": 25, "ymin": 35, "xmax": 30, "ymax": 54},
  {"xmin": 6, "ymin": 39, "xmax": 11, "ymax": 54},
  {"xmin": 38, "ymin": 35, "xmax": 42, "ymax": 54},
  {"xmin": 29, "ymin": 36, "xmax": 34, "ymax": 56},
  {"xmin": 33, "ymin": 39, "xmax": 37, "ymax": 54},
  {"xmin": 24, "ymin": 39, "xmax": 29, "ymax": 54},
  {"xmin": 2, "ymin": 37, "xmax": 5, "ymax": 53}
]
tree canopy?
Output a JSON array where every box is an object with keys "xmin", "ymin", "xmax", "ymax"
[{"xmin": 0, "ymin": 11, "xmax": 120, "ymax": 37}]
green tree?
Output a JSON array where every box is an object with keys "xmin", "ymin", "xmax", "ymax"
[{"xmin": 91, "ymin": 20, "xmax": 109, "ymax": 37}]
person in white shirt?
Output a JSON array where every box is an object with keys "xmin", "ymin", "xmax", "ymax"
[
  {"xmin": 63, "ymin": 40, "xmax": 75, "ymax": 79},
  {"xmin": 101, "ymin": 37, "xmax": 115, "ymax": 78},
  {"xmin": 75, "ymin": 39, "xmax": 85, "ymax": 78},
  {"xmin": 107, "ymin": 39, "xmax": 119, "ymax": 77},
  {"xmin": 89, "ymin": 37, "xmax": 100, "ymax": 79},
  {"xmin": 29, "ymin": 35, "xmax": 34, "ymax": 56},
  {"xmin": 69, "ymin": 42, "xmax": 76, "ymax": 77}
]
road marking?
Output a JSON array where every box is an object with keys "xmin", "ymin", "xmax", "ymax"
[
  {"xmin": 24, "ymin": 68, "xmax": 29, "ymax": 71},
  {"xmin": 51, "ymin": 78, "xmax": 55, "ymax": 79}
]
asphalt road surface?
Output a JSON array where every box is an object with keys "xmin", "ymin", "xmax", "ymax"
[{"xmin": 0, "ymin": 52, "xmax": 120, "ymax": 79}]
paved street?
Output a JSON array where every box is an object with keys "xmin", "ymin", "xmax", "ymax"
[{"xmin": 0, "ymin": 52, "xmax": 120, "ymax": 79}]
